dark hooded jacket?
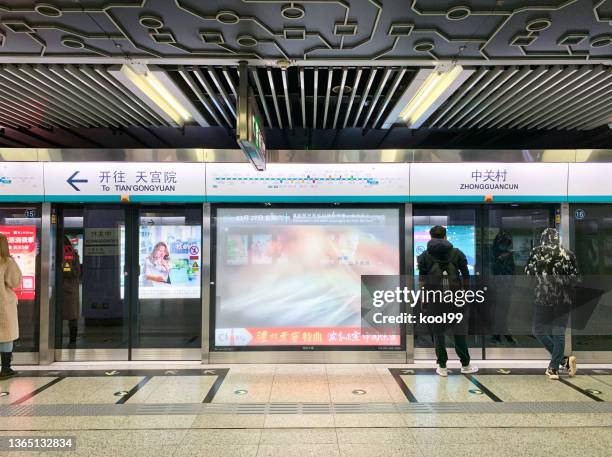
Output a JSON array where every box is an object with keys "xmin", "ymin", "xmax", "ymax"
[
  {"xmin": 417, "ymin": 238, "xmax": 469, "ymax": 281},
  {"xmin": 525, "ymin": 228, "xmax": 579, "ymax": 307}
]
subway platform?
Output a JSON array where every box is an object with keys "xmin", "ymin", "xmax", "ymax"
[{"xmin": 1, "ymin": 361, "xmax": 611, "ymax": 457}]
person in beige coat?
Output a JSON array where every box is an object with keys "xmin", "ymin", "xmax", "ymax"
[{"xmin": 0, "ymin": 233, "xmax": 23, "ymax": 378}]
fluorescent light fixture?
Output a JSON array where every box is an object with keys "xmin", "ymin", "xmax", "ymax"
[
  {"xmin": 110, "ymin": 64, "xmax": 208, "ymax": 126},
  {"xmin": 399, "ymin": 65, "xmax": 466, "ymax": 128}
]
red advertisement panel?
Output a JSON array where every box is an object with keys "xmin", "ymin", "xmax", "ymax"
[
  {"xmin": 215, "ymin": 327, "xmax": 400, "ymax": 347},
  {"xmin": 0, "ymin": 226, "xmax": 36, "ymax": 300}
]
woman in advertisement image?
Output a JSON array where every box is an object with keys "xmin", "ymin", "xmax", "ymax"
[
  {"xmin": 144, "ymin": 241, "xmax": 171, "ymax": 286},
  {"xmin": 0, "ymin": 233, "xmax": 23, "ymax": 378}
]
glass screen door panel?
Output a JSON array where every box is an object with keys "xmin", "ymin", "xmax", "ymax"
[
  {"xmin": 133, "ymin": 207, "xmax": 202, "ymax": 350},
  {"xmin": 56, "ymin": 206, "xmax": 128, "ymax": 355},
  {"xmin": 483, "ymin": 205, "xmax": 555, "ymax": 355},
  {"xmin": 570, "ymin": 204, "xmax": 612, "ymax": 354},
  {"xmin": 412, "ymin": 206, "xmax": 481, "ymax": 358},
  {"xmin": 0, "ymin": 205, "xmax": 41, "ymax": 353}
]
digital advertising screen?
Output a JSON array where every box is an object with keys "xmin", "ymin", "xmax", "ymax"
[
  {"xmin": 214, "ymin": 207, "xmax": 401, "ymax": 349},
  {"xmin": 138, "ymin": 225, "xmax": 202, "ymax": 299},
  {"xmin": 0, "ymin": 225, "xmax": 37, "ymax": 300},
  {"xmin": 414, "ymin": 225, "xmax": 476, "ymax": 275}
]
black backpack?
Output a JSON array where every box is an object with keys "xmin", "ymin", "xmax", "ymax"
[{"xmin": 424, "ymin": 250, "xmax": 462, "ymax": 290}]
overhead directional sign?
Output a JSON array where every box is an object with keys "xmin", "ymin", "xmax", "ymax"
[
  {"xmin": 44, "ymin": 162, "xmax": 206, "ymax": 202},
  {"xmin": 0, "ymin": 162, "xmax": 44, "ymax": 201},
  {"xmin": 237, "ymin": 62, "xmax": 266, "ymax": 171},
  {"xmin": 66, "ymin": 171, "xmax": 89, "ymax": 191}
]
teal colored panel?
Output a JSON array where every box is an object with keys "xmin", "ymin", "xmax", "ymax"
[
  {"xmin": 567, "ymin": 196, "xmax": 612, "ymax": 202},
  {"xmin": 410, "ymin": 195, "xmax": 567, "ymax": 203},
  {"xmin": 45, "ymin": 195, "xmax": 206, "ymax": 203},
  {"xmin": 0, "ymin": 195, "xmax": 44, "ymax": 202},
  {"xmin": 45, "ymin": 195, "xmax": 121, "ymax": 202},
  {"xmin": 130, "ymin": 195, "xmax": 206, "ymax": 202}
]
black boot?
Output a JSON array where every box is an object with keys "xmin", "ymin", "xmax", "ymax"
[{"xmin": 0, "ymin": 352, "xmax": 16, "ymax": 378}]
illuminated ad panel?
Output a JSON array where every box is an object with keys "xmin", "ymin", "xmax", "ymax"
[
  {"xmin": 0, "ymin": 226, "xmax": 37, "ymax": 300},
  {"xmin": 414, "ymin": 225, "xmax": 476, "ymax": 275},
  {"xmin": 214, "ymin": 207, "xmax": 401, "ymax": 348}
]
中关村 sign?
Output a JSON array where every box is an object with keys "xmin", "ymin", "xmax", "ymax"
[{"xmin": 410, "ymin": 162, "xmax": 568, "ymax": 202}]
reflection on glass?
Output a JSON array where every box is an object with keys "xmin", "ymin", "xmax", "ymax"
[
  {"xmin": 484, "ymin": 206, "xmax": 554, "ymax": 350},
  {"xmin": 571, "ymin": 204, "xmax": 612, "ymax": 352},
  {"xmin": 57, "ymin": 207, "xmax": 127, "ymax": 350}
]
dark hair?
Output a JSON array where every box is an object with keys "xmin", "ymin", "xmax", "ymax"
[{"xmin": 430, "ymin": 225, "xmax": 446, "ymax": 239}]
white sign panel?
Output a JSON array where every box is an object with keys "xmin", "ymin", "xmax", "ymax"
[
  {"xmin": 568, "ymin": 163, "xmax": 612, "ymax": 201},
  {"xmin": 0, "ymin": 162, "xmax": 44, "ymax": 200},
  {"xmin": 44, "ymin": 162, "xmax": 206, "ymax": 201},
  {"xmin": 206, "ymin": 163, "xmax": 410, "ymax": 201},
  {"xmin": 410, "ymin": 162, "xmax": 568, "ymax": 201}
]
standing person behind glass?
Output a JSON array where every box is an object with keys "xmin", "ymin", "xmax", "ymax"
[
  {"xmin": 418, "ymin": 225, "xmax": 478, "ymax": 377},
  {"xmin": 526, "ymin": 228, "xmax": 578, "ymax": 380},
  {"xmin": 490, "ymin": 231, "xmax": 517, "ymax": 345},
  {"xmin": 144, "ymin": 242, "xmax": 171, "ymax": 285},
  {"xmin": 0, "ymin": 233, "xmax": 23, "ymax": 378},
  {"xmin": 61, "ymin": 236, "xmax": 81, "ymax": 348}
]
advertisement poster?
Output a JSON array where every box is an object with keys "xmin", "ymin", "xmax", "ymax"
[
  {"xmin": 0, "ymin": 226, "xmax": 36, "ymax": 300},
  {"xmin": 138, "ymin": 225, "xmax": 202, "ymax": 299},
  {"xmin": 414, "ymin": 225, "xmax": 476, "ymax": 275},
  {"xmin": 214, "ymin": 208, "xmax": 401, "ymax": 347}
]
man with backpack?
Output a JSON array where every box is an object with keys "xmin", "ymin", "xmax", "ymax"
[
  {"xmin": 417, "ymin": 225, "xmax": 478, "ymax": 376},
  {"xmin": 525, "ymin": 227, "xmax": 578, "ymax": 380}
]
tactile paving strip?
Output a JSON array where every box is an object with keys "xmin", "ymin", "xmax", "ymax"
[{"xmin": 0, "ymin": 401, "xmax": 610, "ymax": 417}]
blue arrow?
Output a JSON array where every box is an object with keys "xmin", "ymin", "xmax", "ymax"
[{"xmin": 67, "ymin": 171, "xmax": 88, "ymax": 191}]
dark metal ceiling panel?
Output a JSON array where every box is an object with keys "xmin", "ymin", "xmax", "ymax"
[
  {"xmin": 0, "ymin": 63, "xmax": 173, "ymax": 129},
  {"xmin": 168, "ymin": 65, "xmax": 417, "ymax": 130},
  {"xmin": 0, "ymin": 1, "xmax": 609, "ymax": 63},
  {"xmin": 427, "ymin": 65, "xmax": 612, "ymax": 131}
]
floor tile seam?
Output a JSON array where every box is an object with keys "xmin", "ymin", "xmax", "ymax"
[
  {"xmin": 4, "ymin": 424, "xmax": 612, "ymax": 434},
  {"xmin": 124, "ymin": 376, "xmax": 157, "ymax": 404}
]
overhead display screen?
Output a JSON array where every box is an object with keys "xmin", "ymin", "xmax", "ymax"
[
  {"xmin": 414, "ymin": 225, "xmax": 476, "ymax": 275},
  {"xmin": 214, "ymin": 207, "xmax": 401, "ymax": 348}
]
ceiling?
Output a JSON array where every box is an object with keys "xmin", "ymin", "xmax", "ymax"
[
  {"xmin": 0, "ymin": 0, "xmax": 611, "ymax": 62},
  {"xmin": 0, "ymin": 0, "xmax": 611, "ymax": 149}
]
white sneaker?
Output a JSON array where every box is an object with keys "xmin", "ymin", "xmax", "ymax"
[
  {"xmin": 568, "ymin": 356, "xmax": 577, "ymax": 377},
  {"xmin": 545, "ymin": 368, "xmax": 560, "ymax": 380},
  {"xmin": 436, "ymin": 366, "xmax": 448, "ymax": 377},
  {"xmin": 460, "ymin": 364, "xmax": 478, "ymax": 374}
]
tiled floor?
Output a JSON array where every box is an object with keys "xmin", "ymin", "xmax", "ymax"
[{"xmin": 0, "ymin": 362, "xmax": 610, "ymax": 456}]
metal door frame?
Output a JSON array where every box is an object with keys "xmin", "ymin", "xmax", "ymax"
[
  {"xmin": 410, "ymin": 202, "xmax": 561, "ymax": 361},
  {"xmin": 53, "ymin": 203, "xmax": 203, "ymax": 362}
]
